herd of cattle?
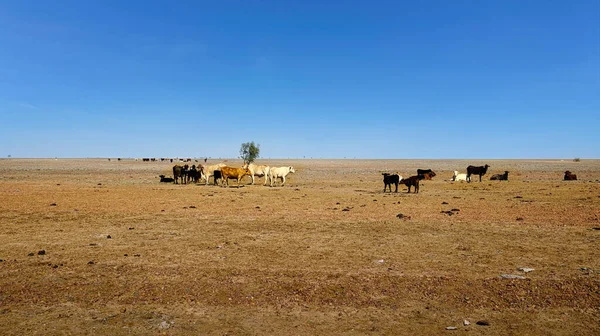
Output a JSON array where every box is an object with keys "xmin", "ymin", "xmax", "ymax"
[
  {"xmin": 157, "ymin": 162, "xmax": 580, "ymax": 192},
  {"xmin": 160, "ymin": 163, "xmax": 296, "ymax": 187},
  {"xmin": 381, "ymin": 165, "xmax": 579, "ymax": 193}
]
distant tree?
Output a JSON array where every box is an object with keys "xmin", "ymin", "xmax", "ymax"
[
  {"xmin": 573, "ymin": 158, "xmax": 581, "ymax": 162},
  {"xmin": 239, "ymin": 142, "xmax": 260, "ymax": 165}
]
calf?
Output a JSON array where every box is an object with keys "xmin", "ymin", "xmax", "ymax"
[
  {"xmin": 213, "ymin": 170, "xmax": 223, "ymax": 185},
  {"xmin": 466, "ymin": 164, "xmax": 490, "ymax": 182},
  {"xmin": 490, "ymin": 171, "xmax": 509, "ymax": 181},
  {"xmin": 564, "ymin": 171, "xmax": 577, "ymax": 181},
  {"xmin": 400, "ymin": 175, "xmax": 424, "ymax": 193},
  {"xmin": 159, "ymin": 175, "xmax": 174, "ymax": 183},
  {"xmin": 220, "ymin": 166, "xmax": 251, "ymax": 186},
  {"xmin": 382, "ymin": 173, "xmax": 401, "ymax": 193}
]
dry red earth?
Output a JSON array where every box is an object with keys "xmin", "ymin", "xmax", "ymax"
[{"xmin": 0, "ymin": 158, "xmax": 599, "ymax": 335}]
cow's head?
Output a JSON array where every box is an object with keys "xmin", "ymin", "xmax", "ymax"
[
  {"xmin": 289, "ymin": 167, "xmax": 296, "ymax": 173},
  {"xmin": 485, "ymin": 164, "xmax": 490, "ymax": 168}
]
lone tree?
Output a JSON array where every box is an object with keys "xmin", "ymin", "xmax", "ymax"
[{"xmin": 239, "ymin": 141, "xmax": 260, "ymax": 165}]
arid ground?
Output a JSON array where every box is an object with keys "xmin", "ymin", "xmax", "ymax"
[{"xmin": 0, "ymin": 158, "xmax": 599, "ymax": 335}]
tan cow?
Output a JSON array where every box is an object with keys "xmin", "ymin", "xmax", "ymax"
[
  {"xmin": 220, "ymin": 166, "xmax": 252, "ymax": 187},
  {"xmin": 201, "ymin": 163, "xmax": 227, "ymax": 185}
]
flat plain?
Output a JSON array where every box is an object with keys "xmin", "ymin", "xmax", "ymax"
[{"xmin": 0, "ymin": 158, "xmax": 599, "ymax": 335}]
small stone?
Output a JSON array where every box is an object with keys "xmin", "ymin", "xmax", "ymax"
[
  {"xmin": 106, "ymin": 235, "xmax": 112, "ymax": 239},
  {"xmin": 133, "ymin": 254, "xmax": 141, "ymax": 257},
  {"xmin": 446, "ymin": 326, "xmax": 457, "ymax": 330},
  {"xmin": 342, "ymin": 208, "xmax": 350, "ymax": 211},
  {"xmin": 514, "ymin": 195, "xmax": 523, "ymax": 198},
  {"xmin": 463, "ymin": 320, "xmax": 470, "ymax": 326},
  {"xmin": 37, "ymin": 250, "xmax": 46, "ymax": 255},
  {"xmin": 50, "ymin": 203, "xmax": 57, "ymax": 206},
  {"xmin": 518, "ymin": 267, "xmax": 535, "ymax": 273},
  {"xmin": 97, "ymin": 183, "xmax": 102, "ymax": 186},
  {"xmin": 128, "ymin": 227, "xmax": 134, "ymax": 230},
  {"xmin": 158, "ymin": 321, "xmax": 171, "ymax": 330},
  {"xmin": 516, "ymin": 217, "xmax": 524, "ymax": 221},
  {"xmin": 88, "ymin": 260, "xmax": 95, "ymax": 265},
  {"xmin": 396, "ymin": 213, "xmax": 404, "ymax": 219},
  {"xmin": 451, "ymin": 208, "xmax": 460, "ymax": 212},
  {"xmin": 124, "ymin": 254, "xmax": 128, "ymax": 257},
  {"xmin": 476, "ymin": 320, "xmax": 490, "ymax": 326},
  {"xmin": 189, "ymin": 205, "xmax": 196, "ymax": 208},
  {"xmin": 441, "ymin": 201, "xmax": 449, "ymax": 204},
  {"xmin": 255, "ymin": 206, "xmax": 260, "ymax": 209},
  {"xmin": 376, "ymin": 259, "xmax": 384, "ymax": 264},
  {"xmin": 28, "ymin": 252, "xmax": 34, "ymax": 256},
  {"xmin": 500, "ymin": 274, "xmax": 525, "ymax": 279}
]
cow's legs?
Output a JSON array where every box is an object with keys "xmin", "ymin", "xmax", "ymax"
[{"xmin": 394, "ymin": 183, "xmax": 398, "ymax": 193}]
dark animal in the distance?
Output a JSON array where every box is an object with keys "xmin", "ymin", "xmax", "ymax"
[
  {"xmin": 564, "ymin": 171, "xmax": 577, "ymax": 181},
  {"xmin": 382, "ymin": 173, "xmax": 401, "ymax": 192},
  {"xmin": 466, "ymin": 164, "xmax": 490, "ymax": 182},
  {"xmin": 400, "ymin": 175, "xmax": 424, "ymax": 193},
  {"xmin": 490, "ymin": 171, "xmax": 509, "ymax": 181},
  {"xmin": 159, "ymin": 175, "xmax": 174, "ymax": 183},
  {"xmin": 417, "ymin": 169, "xmax": 436, "ymax": 180}
]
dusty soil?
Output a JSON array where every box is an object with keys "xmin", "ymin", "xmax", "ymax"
[{"xmin": 0, "ymin": 158, "xmax": 599, "ymax": 335}]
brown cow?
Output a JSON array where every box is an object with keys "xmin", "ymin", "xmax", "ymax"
[
  {"xmin": 400, "ymin": 175, "xmax": 424, "ymax": 193},
  {"xmin": 220, "ymin": 166, "xmax": 251, "ymax": 187}
]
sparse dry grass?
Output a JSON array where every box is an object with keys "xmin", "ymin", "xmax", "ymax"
[{"xmin": 0, "ymin": 158, "xmax": 599, "ymax": 335}]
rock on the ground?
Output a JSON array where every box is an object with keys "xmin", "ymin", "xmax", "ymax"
[{"xmin": 500, "ymin": 274, "xmax": 525, "ymax": 279}]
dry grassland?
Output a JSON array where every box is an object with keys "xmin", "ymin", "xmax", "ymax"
[{"xmin": 0, "ymin": 158, "xmax": 599, "ymax": 335}]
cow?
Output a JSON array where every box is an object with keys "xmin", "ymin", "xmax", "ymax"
[
  {"xmin": 242, "ymin": 163, "xmax": 271, "ymax": 185},
  {"xmin": 564, "ymin": 171, "xmax": 577, "ymax": 181},
  {"xmin": 159, "ymin": 175, "xmax": 174, "ymax": 183},
  {"xmin": 417, "ymin": 169, "xmax": 436, "ymax": 180},
  {"xmin": 382, "ymin": 173, "xmax": 401, "ymax": 193},
  {"xmin": 172, "ymin": 164, "xmax": 189, "ymax": 184},
  {"xmin": 466, "ymin": 164, "xmax": 490, "ymax": 182},
  {"xmin": 220, "ymin": 166, "xmax": 251, "ymax": 187},
  {"xmin": 187, "ymin": 165, "xmax": 204, "ymax": 184},
  {"xmin": 400, "ymin": 175, "xmax": 424, "ymax": 193},
  {"xmin": 490, "ymin": 171, "xmax": 509, "ymax": 181},
  {"xmin": 213, "ymin": 170, "xmax": 222, "ymax": 185},
  {"xmin": 269, "ymin": 166, "xmax": 296, "ymax": 187},
  {"xmin": 452, "ymin": 171, "xmax": 468, "ymax": 182},
  {"xmin": 201, "ymin": 163, "xmax": 227, "ymax": 185}
]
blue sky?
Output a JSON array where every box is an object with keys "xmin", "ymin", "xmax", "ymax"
[{"xmin": 0, "ymin": 1, "xmax": 598, "ymax": 159}]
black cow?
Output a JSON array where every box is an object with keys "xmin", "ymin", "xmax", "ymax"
[
  {"xmin": 173, "ymin": 164, "xmax": 189, "ymax": 184},
  {"xmin": 466, "ymin": 164, "xmax": 490, "ymax": 182},
  {"xmin": 213, "ymin": 170, "xmax": 222, "ymax": 186},
  {"xmin": 159, "ymin": 175, "xmax": 174, "ymax": 183},
  {"xmin": 490, "ymin": 171, "xmax": 509, "ymax": 181},
  {"xmin": 382, "ymin": 173, "xmax": 400, "ymax": 192},
  {"xmin": 564, "ymin": 171, "xmax": 577, "ymax": 181}
]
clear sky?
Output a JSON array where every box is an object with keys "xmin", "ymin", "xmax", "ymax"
[{"xmin": 1, "ymin": 1, "xmax": 598, "ymax": 159}]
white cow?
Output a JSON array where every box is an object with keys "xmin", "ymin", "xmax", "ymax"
[
  {"xmin": 201, "ymin": 163, "xmax": 227, "ymax": 185},
  {"xmin": 452, "ymin": 170, "xmax": 468, "ymax": 182},
  {"xmin": 269, "ymin": 166, "xmax": 296, "ymax": 187},
  {"xmin": 242, "ymin": 163, "xmax": 271, "ymax": 185}
]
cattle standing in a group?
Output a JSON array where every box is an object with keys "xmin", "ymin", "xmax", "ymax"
[
  {"xmin": 400, "ymin": 175, "xmax": 424, "ymax": 193},
  {"xmin": 201, "ymin": 163, "xmax": 227, "ymax": 185},
  {"xmin": 220, "ymin": 166, "xmax": 251, "ymax": 187},
  {"xmin": 242, "ymin": 163, "xmax": 271, "ymax": 185},
  {"xmin": 382, "ymin": 173, "xmax": 401, "ymax": 193},
  {"xmin": 564, "ymin": 171, "xmax": 577, "ymax": 180},
  {"xmin": 159, "ymin": 175, "xmax": 174, "ymax": 183},
  {"xmin": 417, "ymin": 169, "xmax": 436, "ymax": 180},
  {"xmin": 466, "ymin": 164, "xmax": 490, "ymax": 182},
  {"xmin": 490, "ymin": 171, "xmax": 509, "ymax": 181},
  {"xmin": 187, "ymin": 165, "xmax": 204, "ymax": 184},
  {"xmin": 452, "ymin": 171, "xmax": 468, "ymax": 182},
  {"xmin": 173, "ymin": 164, "xmax": 189, "ymax": 184},
  {"xmin": 269, "ymin": 166, "xmax": 296, "ymax": 187}
]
